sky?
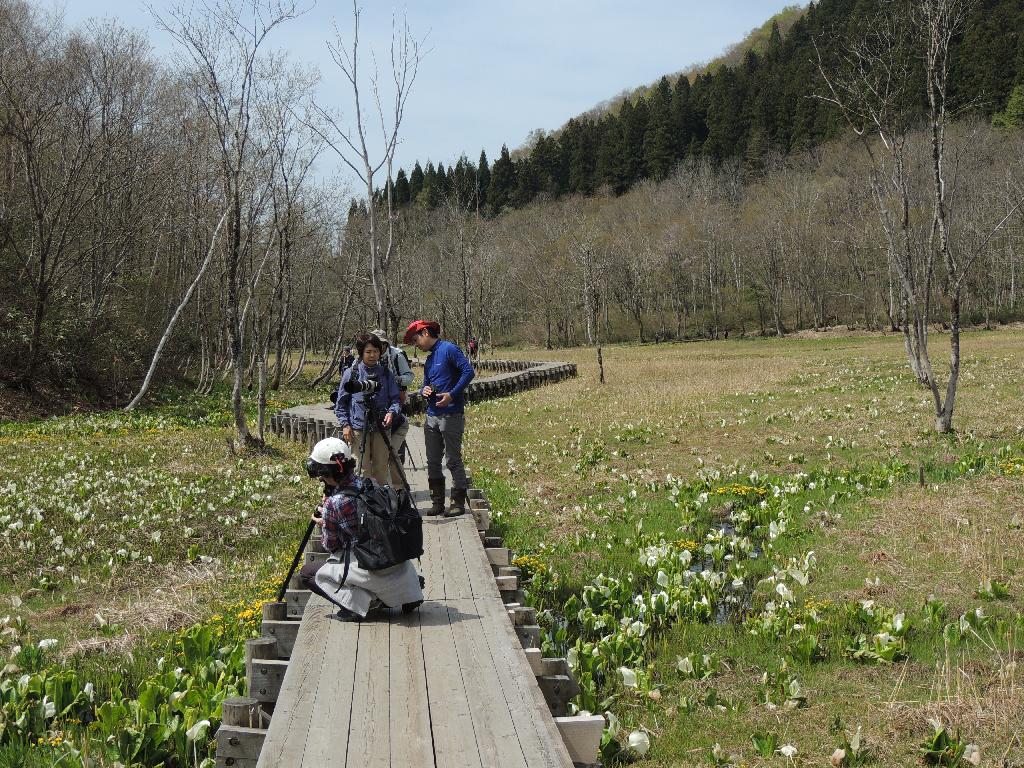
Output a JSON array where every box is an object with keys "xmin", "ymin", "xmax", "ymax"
[{"xmin": 58, "ymin": 1, "xmax": 798, "ymax": 186}]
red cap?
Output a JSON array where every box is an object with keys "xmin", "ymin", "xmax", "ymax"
[{"xmin": 403, "ymin": 319, "xmax": 440, "ymax": 344}]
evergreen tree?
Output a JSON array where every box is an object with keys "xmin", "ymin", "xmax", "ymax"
[
  {"xmin": 409, "ymin": 162, "xmax": 424, "ymax": 202},
  {"xmin": 435, "ymin": 161, "xmax": 450, "ymax": 202},
  {"xmin": 993, "ymin": 84, "xmax": 1024, "ymax": 128},
  {"xmin": 530, "ymin": 133, "xmax": 565, "ymax": 195},
  {"xmin": 620, "ymin": 97, "xmax": 649, "ymax": 183},
  {"xmin": 644, "ymin": 76, "xmax": 676, "ymax": 179},
  {"xmin": 703, "ymin": 67, "xmax": 745, "ymax": 160},
  {"xmin": 420, "ymin": 161, "xmax": 440, "ymax": 208},
  {"xmin": 513, "ymin": 157, "xmax": 542, "ymax": 206},
  {"xmin": 767, "ymin": 19, "xmax": 782, "ymax": 54},
  {"xmin": 394, "ymin": 168, "xmax": 411, "ymax": 206},
  {"xmin": 671, "ymin": 75, "xmax": 696, "ymax": 160},
  {"xmin": 688, "ymin": 72, "xmax": 712, "ymax": 152},
  {"xmin": 595, "ymin": 114, "xmax": 629, "ymax": 194},
  {"xmin": 566, "ymin": 119, "xmax": 597, "ymax": 194},
  {"xmin": 487, "ymin": 144, "xmax": 516, "ymax": 215},
  {"xmin": 452, "ymin": 156, "xmax": 476, "ymax": 210},
  {"xmin": 476, "ymin": 149, "xmax": 490, "ymax": 214}
]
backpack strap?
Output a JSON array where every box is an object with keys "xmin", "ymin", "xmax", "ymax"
[
  {"xmin": 332, "ymin": 485, "xmax": 364, "ymax": 592},
  {"xmin": 333, "ymin": 542, "xmax": 353, "ymax": 592}
]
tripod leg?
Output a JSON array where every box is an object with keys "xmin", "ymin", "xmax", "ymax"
[
  {"xmin": 374, "ymin": 420, "xmax": 415, "ymax": 494},
  {"xmin": 356, "ymin": 425, "xmax": 370, "ymax": 479},
  {"xmin": 276, "ymin": 519, "xmax": 317, "ymax": 602}
]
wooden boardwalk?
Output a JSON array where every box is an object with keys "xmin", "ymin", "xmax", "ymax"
[{"xmin": 240, "ymin": 425, "xmax": 596, "ymax": 768}]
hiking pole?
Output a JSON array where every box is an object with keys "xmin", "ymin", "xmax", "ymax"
[{"xmin": 276, "ymin": 518, "xmax": 317, "ymax": 602}]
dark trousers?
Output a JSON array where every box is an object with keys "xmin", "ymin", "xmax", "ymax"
[
  {"xmin": 299, "ymin": 561, "xmax": 346, "ymax": 610},
  {"xmin": 424, "ymin": 413, "xmax": 467, "ymax": 488}
]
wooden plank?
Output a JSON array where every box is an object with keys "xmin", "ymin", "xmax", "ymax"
[
  {"xmin": 344, "ymin": 619, "xmax": 391, "ymax": 768},
  {"xmin": 389, "ymin": 607, "xmax": 433, "ymax": 766},
  {"xmin": 474, "ymin": 595, "xmax": 574, "ymax": 768},
  {"xmin": 447, "ymin": 598, "xmax": 528, "ymax": 768},
  {"xmin": 456, "ymin": 516, "xmax": 504, "ymax": 601},
  {"xmin": 420, "ymin": 599, "xmax": 482, "ymax": 768},
  {"xmin": 256, "ymin": 595, "xmax": 332, "ymax": 767},
  {"xmin": 299, "ymin": 610, "xmax": 360, "ymax": 767},
  {"xmin": 420, "ymin": 519, "xmax": 446, "ymax": 601},
  {"xmin": 438, "ymin": 517, "xmax": 473, "ymax": 600}
]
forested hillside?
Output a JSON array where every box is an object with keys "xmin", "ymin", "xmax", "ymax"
[{"xmin": 389, "ymin": 0, "xmax": 1024, "ymax": 213}]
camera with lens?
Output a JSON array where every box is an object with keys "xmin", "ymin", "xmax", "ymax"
[
  {"xmin": 304, "ymin": 457, "xmax": 333, "ymax": 479},
  {"xmin": 342, "ymin": 372, "xmax": 380, "ymax": 395}
]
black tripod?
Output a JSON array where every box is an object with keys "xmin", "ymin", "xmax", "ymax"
[{"xmin": 357, "ymin": 393, "xmax": 414, "ymax": 494}]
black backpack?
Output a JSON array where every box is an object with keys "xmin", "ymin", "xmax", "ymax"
[{"xmin": 338, "ymin": 479, "xmax": 423, "ymax": 574}]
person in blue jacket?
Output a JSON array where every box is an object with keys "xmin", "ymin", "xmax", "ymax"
[{"xmin": 403, "ymin": 319, "xmax": 475, "ymax": 516}]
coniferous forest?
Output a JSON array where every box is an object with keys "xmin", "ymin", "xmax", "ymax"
[{"xmin": 386, "ymin": 0, "xmax": 1024, "ymax": 216}]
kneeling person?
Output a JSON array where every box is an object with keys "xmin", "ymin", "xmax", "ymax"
[{"xmin": 299, "ymin": 438, "xmax": 423, "ymax": 621}]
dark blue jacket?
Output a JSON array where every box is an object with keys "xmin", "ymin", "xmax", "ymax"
[
  {"xmin": 335, "ymin": 362, "xmax": 401, "ymax": 430},
  {"xmin": 421, "ymin": 339, "xmax": 475, "ymax": 416}
]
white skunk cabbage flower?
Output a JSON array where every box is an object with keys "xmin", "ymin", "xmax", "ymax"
[
  {"xmin": 627, "ymin": 730, "xmax": 650, "ymax": 756},
  {"xmin": 186, "ymin": 719, "xmax": 211, "ymax": 742},
  {"xmin": 618, "ymin": 667, "xmax": 638, "ymax": 688}
]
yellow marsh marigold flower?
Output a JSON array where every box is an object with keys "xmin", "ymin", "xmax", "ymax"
[{"xmin": 511, "ymin": 555, "xmax": 547, "ymax": 580}]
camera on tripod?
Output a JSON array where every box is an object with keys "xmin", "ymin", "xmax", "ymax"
[{"xmin": 343, "ymin": 373, "xmax": 380, "ymax": 395}]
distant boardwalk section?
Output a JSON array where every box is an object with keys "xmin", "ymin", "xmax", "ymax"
[{"xmin": 268, "ymin": 360, "xmax": 577, "ymax": 446}]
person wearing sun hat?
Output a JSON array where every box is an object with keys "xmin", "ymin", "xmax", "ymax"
[{"xmin": 403, "ymin": 319, "xmax": 475, "ymax": 516}]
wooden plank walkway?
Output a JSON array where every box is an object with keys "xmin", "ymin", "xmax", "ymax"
[{"xmin": 254, "ymin": 425, "xmax": 575, "ymax": 768}]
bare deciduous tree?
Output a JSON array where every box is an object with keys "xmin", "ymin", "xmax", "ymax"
[{"xmin": 311, "ymin": 1, "xmax": 422, "ymax": 339}]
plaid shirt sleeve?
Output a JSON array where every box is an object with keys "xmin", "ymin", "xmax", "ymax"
[{"xmin": 320, "ymin": 490, "xmax": 359, "ymax": 552}]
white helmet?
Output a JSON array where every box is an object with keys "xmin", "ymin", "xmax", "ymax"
[
  {"xmin": 309, "ymin": 437, "xmax": 351, "ymax": 464},
  {"xmin": 305, "ymin": 437, "xmax": 352, "ymax": 479}
]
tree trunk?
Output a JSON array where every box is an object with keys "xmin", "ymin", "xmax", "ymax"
[
  {"xmin": 125, "ymin": 209, "xmax": 228, "ymax": 410},
  {"xmin": 936, "ymin": 290, "xmax": 960, "ymax": 433}
]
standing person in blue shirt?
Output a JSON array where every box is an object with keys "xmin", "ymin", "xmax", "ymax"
[{"xmin": 403, "ymin": 319, "xmax": 475, "ymax": 516}]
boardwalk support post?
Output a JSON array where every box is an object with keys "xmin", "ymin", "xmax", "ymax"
[
  {"xmin": 554, "ymin": 714, "xmax": 606, "ymax": 767},
  {"xmin": 216, "ymin": 696, "xmax": 266, "ymax": 768}
]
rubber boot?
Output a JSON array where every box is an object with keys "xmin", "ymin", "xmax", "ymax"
[
  {"xmin": 445, "ymin": 486, "xmax": 467, "ymax": 518},
  {"xmin": 427, "ymin": 478, "xmax": 446, "ymax": 517}
]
